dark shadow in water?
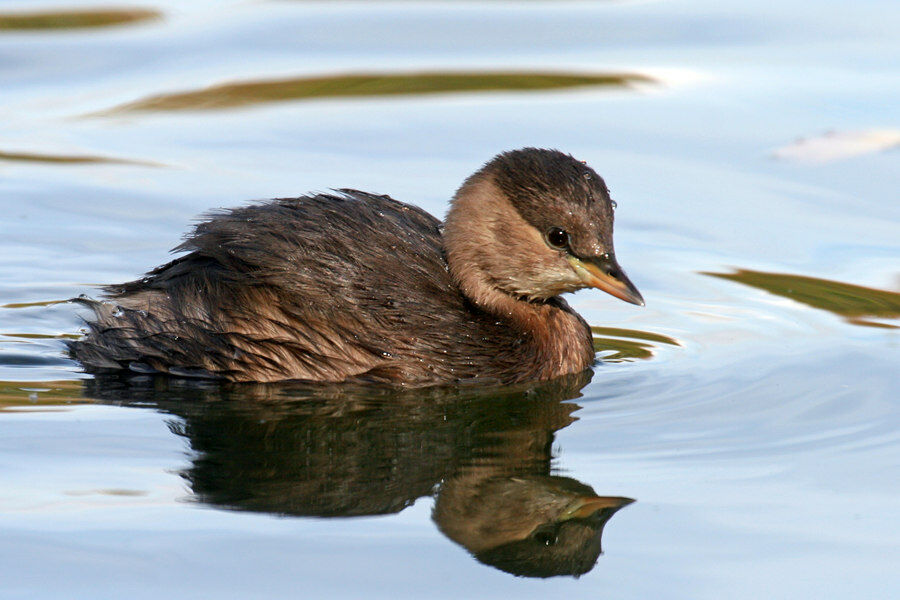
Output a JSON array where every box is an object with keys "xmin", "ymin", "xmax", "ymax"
[
  {"xmin": 82, "ymin": 371, "xmax": 633, "ymax": 578},
  {"xmin": 704, "ymin": 269, "xmax": 900, "ymax": 329},
  {"xmin": 0, "ymin": 8, "xmax": 160, "ymax": 31},
  {"xmin": 96, "ymin": 71, "xmax": 653, "ymax": 114}
]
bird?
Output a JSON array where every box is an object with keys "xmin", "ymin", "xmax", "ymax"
[{"xmin": 69, "ymin": 148, "xmax": 643, "ymax": 385}]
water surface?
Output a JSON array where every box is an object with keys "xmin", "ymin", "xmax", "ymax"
[{"xmin": 1, "ymin": 0, "xmax": 898, "ymax": 598}]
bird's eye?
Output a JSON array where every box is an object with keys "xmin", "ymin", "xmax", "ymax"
[
  {"xmin": 532, "ymin": 529, "xmax": 558, "ymax": 547},
  {"xmin": 546, "ymin": 227, "xmax": 569, "ymax": 249}
]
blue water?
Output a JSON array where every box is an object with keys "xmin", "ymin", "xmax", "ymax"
[{"xmin": 1, "ymin": 1, "xmax": 898, "ymax": 598}]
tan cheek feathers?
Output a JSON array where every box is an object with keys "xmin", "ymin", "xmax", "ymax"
[{"xmin": 444, "ymin": 178, "xmax": 582, "ymax": 302}]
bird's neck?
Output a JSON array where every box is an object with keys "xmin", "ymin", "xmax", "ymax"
[
  {"xmin": 443, "ymin": 176, "xmax": 595, "ymax": 379},
  {"xmin": 443, "ymin": 175, "xmax": 526, "ymax": 314}
]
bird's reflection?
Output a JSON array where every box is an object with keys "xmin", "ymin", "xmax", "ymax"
[{"xmin": 85, "ymin": 370, "xmax": 633, "ymax": 578}]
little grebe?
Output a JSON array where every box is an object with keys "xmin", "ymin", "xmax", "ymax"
[{"xmin": 70, "ymin": 148, "xmax": 643, "ymax": 384}]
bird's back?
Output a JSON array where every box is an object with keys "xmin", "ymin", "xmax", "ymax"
[{"xmin": 70, "ymin": 190, "xmax": 471, "ymax": 382}]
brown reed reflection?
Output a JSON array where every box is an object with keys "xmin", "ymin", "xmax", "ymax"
[
  {"xmin": 0, "ymin": 8, "xmax": 160, "ymax": 31},
  {"xmin": 0, "ymin": 380, "xmax": 89, "ymax": 411},
  {"xmin": 0, "ymin": 150, "xmax": 160, "ymax": 167},
  {"xmin": 591, "ymin": 326, "xmax": 681, "ymax": 362},
  {"xmin": 97, "ymin": 71, "xmax": 653, "ymax": 114},
  {"xmin": 705, "ymin": 269, "xmax": 900, "ymax": 329}
]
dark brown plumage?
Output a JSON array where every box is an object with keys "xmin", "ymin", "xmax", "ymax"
[{"xmin": 69, "ymin": 148, "xmax": 643, "ymax": 384}]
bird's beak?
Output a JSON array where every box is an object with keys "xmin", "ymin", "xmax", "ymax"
[
  {"xmin": 560, "ymin": 496, "xmax": 635, "ymax": 521},
  {"xmin": 567, "ymin": 254, "xmax": 645, "ymax": 306}
]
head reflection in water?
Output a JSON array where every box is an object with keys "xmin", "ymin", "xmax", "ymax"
[
  {"xmin": 436, "ymin": 475, "xmax": 632, "ymax": 578},
  {"xmin": 85, "ymin": 370, "xmax": 633, "ymax": 578}
]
